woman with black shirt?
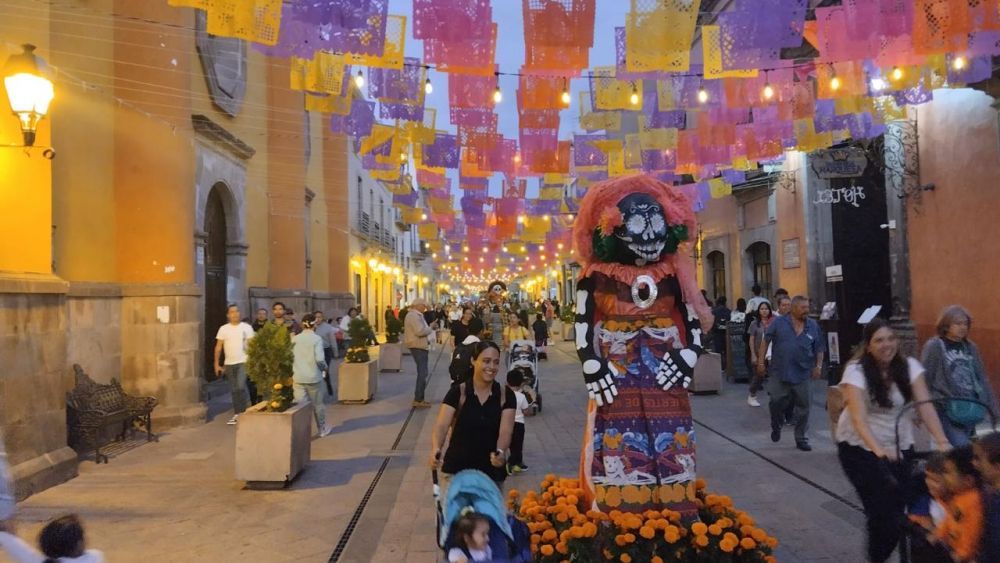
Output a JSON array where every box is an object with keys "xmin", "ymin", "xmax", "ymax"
[
  {"xmin": 430, "ymin": 341, "xmax": 516, "ymax": 507},
  {"xmin": 450, "ymin": 307, "xmax": 474, "ymax": 346}
]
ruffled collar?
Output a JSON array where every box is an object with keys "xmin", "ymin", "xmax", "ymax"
[{"xmin": 580, "ymin": 259, "xmax": 679, "ymax": 286}]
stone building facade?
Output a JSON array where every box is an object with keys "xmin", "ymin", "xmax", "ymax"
[{"xmin": 0, "ymin": 1, "xmax": 427, "ymax": 498}]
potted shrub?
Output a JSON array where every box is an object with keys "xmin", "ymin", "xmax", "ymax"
[
  {"xmin": 561, "ymin": 309, "xmax": 576, "ymax": 341},
  {"xmin": 381, "ymin": 315, "xmax": 404, "ymax": 372},
  {"xmin": 236, "ymin": 322, "xmax": 312, "ymax": 487},
  {"xmin": 339, "ymin": 316, "xmax": 379, "ymax": 403}
]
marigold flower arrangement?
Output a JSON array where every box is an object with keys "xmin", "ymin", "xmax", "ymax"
[{"xmin": 508, "ymin": 475, "xmax": 778, "ymax": 563}]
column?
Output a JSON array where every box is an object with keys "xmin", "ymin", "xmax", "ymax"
[{"xmin": 883, "ymin": 119, "xmax": 919, "ymax": 357}]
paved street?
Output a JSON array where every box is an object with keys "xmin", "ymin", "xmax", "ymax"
[{"xmin": 5, "ymin": 341, "xmax": 879, "ymax": 562}]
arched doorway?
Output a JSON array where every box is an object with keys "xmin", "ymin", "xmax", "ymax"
[
  {"xmin": 746, "ymin": 242, "xmax": 772, "ymax": 298},
  {"xmin": 707, "ymin": 251, "xmax": 726, "ymax": 301},
  {"xmin": 203, "ymin": 183, "xmax": 228, "ymax": 382}
]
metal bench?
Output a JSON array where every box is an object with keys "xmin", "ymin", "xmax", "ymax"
[{"xmin": 66, "ymin": 364, "xmax": 158, "ymax": 463}]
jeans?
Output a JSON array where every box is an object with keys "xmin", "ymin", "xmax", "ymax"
[
  {"xmin": 323, "ymin": 347, "xmax": 335, "ymax": 396},
  {"xmin": 768, "ymin": 377, "xmax": 811, "ymax": 443},
  {"xmin": 509, "ymin": 422, "xmax": 526, "ymax": 467},
  {"xmin": 294, "ymin": 381, "xmax": 326, "ymax": 431},
  {"xmin": 411, "ymin": 348, "xmax": 429, "ymax": 402},
  {"xmin": 838, "ymin": 442, "xmax": 915, "ymax": 563},
  {"xmin": 224, "ymin": 363, "xmax": 250, "ymax": 414}
]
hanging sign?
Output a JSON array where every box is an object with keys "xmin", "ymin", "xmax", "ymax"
[
  {"xmin": 813, "ymin": 185, "xmax": 866, "ymax": 208},
  {"xmin": 812, "ymin": 148, "xmax": 868, "ymax": 178}
]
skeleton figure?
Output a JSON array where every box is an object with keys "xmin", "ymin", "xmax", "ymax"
[
  {"xmin": 573, "ymin": 174, "xmax": 713, "ymax": 517},
  {"xmin": 485, "ymin": 280, "xmax": 507, "ymax": 345}
]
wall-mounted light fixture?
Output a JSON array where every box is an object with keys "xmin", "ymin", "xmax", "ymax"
[{"xmin": 4, "ymin": 44, "xmax": 54, "ymax": 147}]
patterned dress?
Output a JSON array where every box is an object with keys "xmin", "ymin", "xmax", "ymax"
[{"xmin": 581, "ymin": 272, "xmax": 698, "ymax": 517}]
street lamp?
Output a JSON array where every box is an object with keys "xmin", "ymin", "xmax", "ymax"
[{"xmin": 3, "ymin": 44, "xmax": 53, "ymax": 147}]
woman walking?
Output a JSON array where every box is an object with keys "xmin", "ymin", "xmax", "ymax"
[
  {"xmin": 746, "ymin": 301, "xmax": 774, "ymax": 407},
  {"xmin": 836, "ymin": 318, "xmax": 950, "ymax": 562},
  {"xmin": 921, "ymin": 305, "xmax": 999, "ymax": 447},
  {"xmin": 430, "ymin": 341, "xmax": 516, "ymax": 513}
]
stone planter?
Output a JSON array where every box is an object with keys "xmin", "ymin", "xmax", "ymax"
[
  {"xmin": 367, "ymin": 345, "xmax": 381, "ymax": 371},
  {"xmin": 235, "ymin": 401, "xmax": 312, "ymax": 488},
  {"xmin": 380, "ymin": 342, "xmax": 403, "ymax": 372},
  {"xmin": 562, "ymin": 323, "xmax": 576, "ymax": 342},
  {"xmin": 690, "ymin": 352, "xmax": 721, "ymax": 395},
  {"xmin": 339, "ymin": 360, "xmax": 378, "ymax": 403}
]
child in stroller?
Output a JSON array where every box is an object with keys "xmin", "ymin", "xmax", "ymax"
[
  {"xmin": 508, "ymin": 340, "xmax": 540, "ymax": 411},
  {"xmin": 435, "ymin": 469, "xmax": 531, "ymax": 563}
]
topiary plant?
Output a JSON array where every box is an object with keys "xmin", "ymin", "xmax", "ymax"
[
  {"xmin": 346, "ymin": 316, "xmax": 373, "ymax": 363},
  {"xmin": 385, "ymin": 315, "xmax": 404, "ymax": 344},
  {"xmin": 245, "ymin": 322, "xmax": 295, "ymax": 412}
]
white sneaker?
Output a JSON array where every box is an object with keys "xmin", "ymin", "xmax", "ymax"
[
  {"xmin": 320, "ymin": 425, "xmax": 333, "ymax": 437},
  {"xmin": 227, "ymin": 415, "xmax": 239, "ymax": 425},
  {"xmin": 747, "ymin": 395, "xmax": 761, "ymax": 407}
]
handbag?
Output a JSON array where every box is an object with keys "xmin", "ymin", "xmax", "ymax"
[{"xmin": 941, "ymin": 340, "xmax": 987, "ymax": 427}]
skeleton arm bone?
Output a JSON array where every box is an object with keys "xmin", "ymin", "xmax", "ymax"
[
  {"xmin": 656, "ymin": 286, "xmax": 706, "ymax": 391},
  {"xmin": 575, "ymin": 277, "xmax": 618, "ymax": 406}
]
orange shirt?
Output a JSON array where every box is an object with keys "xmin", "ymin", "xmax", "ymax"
[{"xmin": 934, "ymin": 488, "xmax": 984, "ymax": 561}]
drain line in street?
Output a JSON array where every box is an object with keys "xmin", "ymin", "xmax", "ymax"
[
  {"xmin": 693, "ymin": 418, "xmax": 864, "ymax": 513},
  {"xmin": 328, "ymin": 344, "xmax": 449, "ymax": 562}
]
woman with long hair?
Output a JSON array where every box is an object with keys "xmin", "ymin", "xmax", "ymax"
[
  {"xmin": 836, "ymin": 318, "xmax": 950, "ymax": 562},
  {"xmin": 921, "ymin": 305, "xmax": 999, "ymax": 447},
  {"xmin": 746, "ymin": 301, "xmax": 774, "ymax": 407},
  {"xmin": 430, "ymin": 341, "xmax": 516, "ymax": 511}
]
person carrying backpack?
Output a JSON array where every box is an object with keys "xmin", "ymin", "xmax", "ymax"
[{"xmin": 450, "ymin": 318, "xmax": 485, "ymax": 384}]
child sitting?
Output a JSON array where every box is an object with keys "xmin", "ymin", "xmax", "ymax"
[
  {"xmin": 974, "ymin": 432, "xmax": 1000, "ymax": 562},
  {"xmin": 0, "ymin": 513, "xmax": 105, "ymax": 563},
  {"xmin": 506, "ymin": 369, "xmax": 535, "ymax": 474},
  {"xmin": 923, "ymin": 447, "xmax": 984, "ymax": 563},
  {"xmin": 448, "ymin": 512, "xmax": 492, "ymax": 563}
]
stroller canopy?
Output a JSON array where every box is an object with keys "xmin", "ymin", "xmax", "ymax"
[{"xmin": 442, "ymin": 469, "xmax": 514, "ymax": 545}]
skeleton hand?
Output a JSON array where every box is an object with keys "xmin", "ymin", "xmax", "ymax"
[
  {"xmin": 583, "ymin": 359, "xmax": 619, "ymax": 406},
  {"xmin": 656, "ymin": 349, "xmax": 698, "ymax": 391}
]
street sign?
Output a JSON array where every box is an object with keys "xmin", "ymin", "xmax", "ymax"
[{"xmin": 826, "ymin": 265, "xmax": 843, "ymax": 282}]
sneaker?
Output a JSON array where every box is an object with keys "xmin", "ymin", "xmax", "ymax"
[
  {"xmin": 747, "ymin": 395, "xmax": 761, "ymax": 407},
  {"xmin": 796, "ymin": 442, "xmax": 813, "ymax": 452},
  {"xmin": 320, "ymin": 425, "xmax": 334, "ymax": 437},
  {"xmin": 512, "ymin": 465, "xmax": 527, "ymax": 473},
  {"xmin": 412, "ymin": 400, "xmax": 432, "ymax": 408},
  {"xmin": 770, "ymin": 426, "xmax": 781, "ymax": 443},
  {"xmin": 227, "ymin": 415, "xmax": 239, "ymax": 425}
]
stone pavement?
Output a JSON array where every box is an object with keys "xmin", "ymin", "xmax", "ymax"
[{"xmin": 3, "ymin": 341, "xmax": 891, "ymax": 562}]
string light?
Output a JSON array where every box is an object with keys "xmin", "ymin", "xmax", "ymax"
[
  {"xmin": 424, "ymin": 77, "xmax": 433, "ymax": 94},
  {"xmin": 829, "ymin": 65, "xmax": 841, "ymax": 91},
  {"xmin": 561, "ymin": 78, "xmax": 571, "ymax": 106},
  {"xmin": 420, "ymin": 212, "xmax": 427, "ymax": 220},
  {"xmin": 697, "ymin": 85, "xmax": 709, "ymax": 104},
  {"xmin": 762, "ymin": 71, "xmax": 774, "ymax": 100},
  {"xmin": 493, "ymin": 72, "xmax": 502, "ymax": 104},
  {"xmin": 354, "ymin": 69, "xmax": 365, "ymax": 89},
  {"xmin": 891, "ymin": 66, "xmax": 904, "ymax": 81},
  {"xmin": 952, "ymin": 56, "xmax": 966, "ymax": 70},
  {"xmin": 630, "ymin": 82, "xmax": 640, "ymax": 106},
  {"xmin": 513, "ymin": 152, "xmax": 521, "ymax": 164},
  {"xmin": 870, "ymin": 77, "xmax": 887, "ymax": 92}
]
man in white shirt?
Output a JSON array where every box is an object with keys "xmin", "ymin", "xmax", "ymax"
[{"xmin": 214, "ymin": 304, "xmax": 255, "ymax": 425}]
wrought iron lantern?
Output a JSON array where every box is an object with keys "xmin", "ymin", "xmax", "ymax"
[{"xmin": 3, "ymin": 44, "xmax": 54, "ymax": 147}]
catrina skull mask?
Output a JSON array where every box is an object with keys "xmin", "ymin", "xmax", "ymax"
[{"xmin": 614, "ymin": 193, "xmax": 668, "ymax": 265}]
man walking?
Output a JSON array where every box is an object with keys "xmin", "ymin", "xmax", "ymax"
[
  {"xmin": 293, "ymin": 313, "xmax": 332, "ymax": 437},
  {"xmin": 313, "ymin": 310, "xmax": 337, "ymax": 397},
  {"xmin": 271, "ymin": 302, "xmax": 300, "ymax": 334},
  {"xmin": 214, "ymin": 304, "xmax": 255, "ymax": 425},
  {"xmin": 757, "ymin": 295, "xmax": 825, "ymax": 451},
  {"xmin": 251, "ymin": 308, "xmax": 269, "ymax": 332},
  {"xmin": 405, "ymin": 298, "xmax": 437, "ymax": 408}
]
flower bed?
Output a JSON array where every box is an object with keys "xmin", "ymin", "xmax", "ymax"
[{"xmin": 509, "ymin": 476, "xmax": 778, "ymax": 562}]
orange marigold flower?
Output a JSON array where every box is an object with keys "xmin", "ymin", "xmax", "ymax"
[
  {"xmin": 624, "ymin": 533, "xmax": 636, "ymax": 543},
  {"xmin": 694, "ymin": 478, "xmax": 707, "ymax": 490},
  {"xmin": 741, "ymin": 537, "xmax": 757, "ymax": 550},
  {"xmin": 640, "ymin": 526, "xmax": 656, "ymax": 539},
  {"xmin": 664, "ymin": 526, "xmax": 680, "ymax": 543},
  {"xmin": 766, "ymin": 537, "xmax": 779, "ymax": 548},
  {"xmin": 620, "ymin": 554, "xmax": 632, "ymax": 563},
  {"xmin": 556, "ymin": 542, "xmax": 569, "ymax": 555},
  {"xmin": 614, "ymin": 534, "xmax": 627, "ymax": 547},
  {"xmin": 530, "ymin": 534, "xmax": 541, "ymax": 545},
  {"xmin": 691, "ymin": 522, "xmax": 708, "ymax": 536},
  {"xmin": 509, "ymin": 489, "xmax": 520, "ymax": 498},
  {"xmin": 751, "ymin": 528, "xmax": 768, "ymax": 542},
  {"xmin": 652, "ymin": 557, "xmax": 664, "ymax": 563},
  {"xmin": 545, "ymin": 473, "xmax": 557, "ymax": 481},
  {"xmin": 542, "ymin": 529, "xmax": 557, "ymax": 541},
  {"xmin": 556, "ymin": 512, "xmax": 569, "ymax": 523},
  {"xmin": 708, "ymin": 524, "xmax": 722, "ymax": 536},
  {"xmin": 583, "ymin": 522, "xmax": 598, "ymax": 537},
  {"xmin": 765, "ymin": 557, "xmax": 777, "ymax": 563},
  {"xmin": 540, "ymin": 544, "xmax": 554, "ymax": 556},
  {"xmin": 695, "ymin": 534, "xmax": 709, "ymax": 547},
  {"xmin": 720, "ymin": 538, "xmax": 736, "ymax": 553}
]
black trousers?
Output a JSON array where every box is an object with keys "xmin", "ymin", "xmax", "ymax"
[
  {"xmin": 837, "ymin": 442, "xmax": 915, "ymax": 563},
  {"xmin": 509, "ymin": 422, "xmax": 526, "ymax": 467}
]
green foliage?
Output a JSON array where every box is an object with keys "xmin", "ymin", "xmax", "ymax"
[
  {"xmin": 245, "ymin": 322, "xmax": 295, "ymax": 412},
  {"xmin": 561, "ymin": 307, "xmax": 576, "ymax": 324},
  {"xmin": 346, "ymin": 316, "xmax": 373, "ymax": 363},
  {"xmin": 385, "ymin": 315, "xmax": 404, "ymax": 344}
]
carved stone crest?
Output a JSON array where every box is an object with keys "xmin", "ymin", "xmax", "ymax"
[{"xmin": 195, "ymin": 11, "xmax": 247, "ymax": 117}]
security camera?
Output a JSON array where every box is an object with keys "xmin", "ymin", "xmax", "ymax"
[{"xmin": 42, "ymin": 148, "xmax": 56, "ymax": 160}]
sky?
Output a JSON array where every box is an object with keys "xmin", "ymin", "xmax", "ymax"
[{"xmin": 386, "ymin": 0, "xmax": 633, "ymax": 200}]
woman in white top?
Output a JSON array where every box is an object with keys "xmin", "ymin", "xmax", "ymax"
[{"xmin": 835, "ymin": 318, "xmax": 950, "ymax": 563}]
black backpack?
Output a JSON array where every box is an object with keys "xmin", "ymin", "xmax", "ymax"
[{"xmin": 449, "ymin": 340, "xmax": 477, "ymax": 384}]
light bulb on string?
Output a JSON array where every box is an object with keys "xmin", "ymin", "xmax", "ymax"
[
  {"xmin": 561, "ymin": 78, "xmax": 571, "ymax": 106},
  {"xmin": 424, "ymin": 78, "xmax": 433, "ymax": 94},
  {"xmin": 891, "ymin": 66, "xmax": 904, "ymax": 81},
  {"xmin": 952, "ymin": 56, "xmax": 967, "ymax": 70},
  {"xmin": 630, "ymin": 82, "xmax": 640, "ymax": 106},
  {"xmin": 762, "ymin": 71, "xmax": 774, "ymax": 100},
  {"xmin": 829, "ymin": 65, "xmax": 841, "ymax": 92},
  {"xmin": 697, "ymin": 85, "xmax": 709, "ymax": 104},
  {"xmin": 354, "ymin": 69, "xmax": 365, "ymax": 89},
  {"xmin": 493, "ymin": 73, "xmax": 502, "ymax": 104}
]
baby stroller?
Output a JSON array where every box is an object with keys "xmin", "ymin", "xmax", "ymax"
[
  {"xmin": 508, "ymin": 339, "xmax": 542, "ymax": 412},
  {"xmin": 896, "ymin": 398, "xmax": 997, "ymax": 563},
  {"xmin": 433, "ymin": 468, "xmax": 531, "ymax": 562}
]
